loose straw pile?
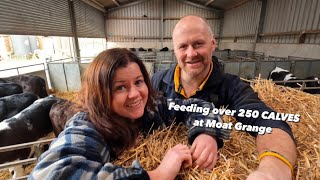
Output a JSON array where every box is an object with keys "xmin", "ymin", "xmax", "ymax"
[
  {"xmin": 113, "ymin": 120, "xmax": 258, "ymax": 179},
  {"xmin": 252, "ymin": 78, "xmax": 320, "ymax": 179},
  {"xmin": 49, "ymin": 89, "xmax": 78, "ymax": 102},
  {"xmin": 114, "ymin": 124, "xmax": 215, "ymax": 180}
]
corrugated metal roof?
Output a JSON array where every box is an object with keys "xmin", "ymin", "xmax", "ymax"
[
  {"xmin": 92, "ymin": 0, "xmax": 244, "ymax": 10},
  {"xmin": 105, "ymin": 0, "xmax": 221, "ymax": 42}
]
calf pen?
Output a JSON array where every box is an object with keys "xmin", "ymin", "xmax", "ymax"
[
  {"xmin": 1, "ymin": 79, "xmax": 319, "ymax": 179},
  {"xmin": 44, "ymin": 50, "xmax": 320, "ymax": 93},
  {"xmin": 0, "ymin": 138, "xmax": 54, "ymax": 180}
]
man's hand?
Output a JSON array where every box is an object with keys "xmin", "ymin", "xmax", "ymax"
[{"xmin": 191, "ymin": 134, "xmax": 218, "ymax": 170}]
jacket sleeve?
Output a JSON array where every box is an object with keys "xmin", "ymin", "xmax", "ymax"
[
  {"xmin": 29, "ymin": 112, "xmax": 150, "ymax": 180},
  {"xmin": 166, "ymin": 98, "xmax": 230, "ymax": 148},
  {"xmin": 151, "ymin": 70, "xmax": 164, "ymax": 91},
  {"xmin": 223, "ymin": 74, "xmax": 294, "ymax": 140}
]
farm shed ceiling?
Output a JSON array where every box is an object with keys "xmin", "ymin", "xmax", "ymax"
[
  {"xmin": 0, "ymin": 0, "xmax": 245, "ymax": 37},
  {"xmin": 91, "ymin": 0, "xmax": 247, "ymax": 11}
]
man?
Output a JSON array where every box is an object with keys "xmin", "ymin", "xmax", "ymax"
[{"xmin": 152, "ymin": 15, "xmax": 296, "ymax": 179}]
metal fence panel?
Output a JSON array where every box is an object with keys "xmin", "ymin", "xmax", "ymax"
[
  {"xmin": 239, "ymin": 61, "xmax": 256, "ymax": 79},
  {"xmin": 48, "ymin": 62, "xmax": 81, "ymax": 91},
  {"xmin": 64, "ymin": 63, "xmax": 81, "ymax": 91},
  {"xmin": 156, "ymin": 51, "xmax": 174, "ymax": 61},
  {"xmin": 292, "ymin": 60, "xmax": 320, "ymax": 78},
  {"xmin": 259, "ymin": 61, "xmax": 291, "ymax": 78},
  {"xmin": 79, "ymin": 63, "xmax": 90, "ymax": 76},
  {"xmin": 48, "ymin": 63, "xmax": 68, "ymax": 91},
  {"xmin": 310, "ymin": 61, "xmax": 320, "ymax": 77},
  {"xmin": 214, "ymin": 50, "xmax": 229, "ymax": 60},
  {"xmin": 223, "ymin": 62, "xmax": 240, "ymax": 76},
  {"xmin": 293, "ymin": 60, "xmax": 311, "ymax": 78}
]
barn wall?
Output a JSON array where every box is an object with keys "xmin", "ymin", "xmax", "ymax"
[
  {"xmin": 220, "ymin": 0, "xmax": 320, "ymax": 58},
  {"xmin": 219, "ymin": 42, "xmax": 255, "ymax": 51},
  {"xmin": 0, "ymin": 0, "xmax": 72, "ymax": 36},
  {"xmin": 0, "ymin": 0, "xmax": 105, "ymax": 38},
  {"xmin": 74, "ymin": 0, "xmax": 105, "ymax": 38},
  {"xmin": 261, "ymin": 0, "xmax": 320, "ymax": 44},
  {"xmin": 105, "ymin": 0, "xmax": 222, "ymax": 49},
  {"xmin": 221, "ymin": 0, "xmax": 260, "ymax": 43},
  {"xmin": 106, "ymin": 42, "xmax": 174, "ymax": 50}
]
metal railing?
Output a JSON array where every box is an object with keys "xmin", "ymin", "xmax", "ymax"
[
  {"xmin": 0, "ymin": 63, "xmax": 46, "ymax": 77},
  {"xmin": 0, "ymin": 138, "xmax": 55, "ymax": 170},
  {"xmin": 272, "ymin": 79, "xmax": 320, "ymax": 91}
]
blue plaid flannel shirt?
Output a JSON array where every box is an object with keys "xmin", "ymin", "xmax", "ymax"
[
  {"xmin": 29, "ymin": 97, "xmax": 230, "ymax": 179},
  {"xmin": 29, "ymin": 112, "xmax": 150, "ymax": 180}
]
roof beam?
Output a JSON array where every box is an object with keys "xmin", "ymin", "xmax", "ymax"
[
  {"xmin": 81, "ymin": 0, "xmax": 106, "ymax": 12},
  {"xmin": 205, "ymin": 0, "xmax": 215, "ymax": 6},
  {"xmin": 108, "ymin": 0, "xmax": 150, "ymax": 12},
  {"xmin": 226, "ymin": 0, "xmax": 251, "ymax": 11},
  {"xmin": 68, "ymin": 0, "xmax": 80, "ymax": 61},
  {"xmin": 112, "ymin": 0, "xmax": 120, "ymax": 6},
  {"xmin": 177, "ymin": 0, "xmax": 222, "ymax": 13}
]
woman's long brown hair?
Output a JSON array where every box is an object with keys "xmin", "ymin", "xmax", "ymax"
[{"xmin": 77, "ymin": 48, "xmax": 155, "ymax": 158}]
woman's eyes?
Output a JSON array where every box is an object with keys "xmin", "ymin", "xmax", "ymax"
[
  {"xmin": 114, "ymin": 79, "xmax": 145, "ymax": 92},
  {"xmin": 135, "ymin": 79, "xmax": 145, "ymax": 86},
  {"xmin": 115, "ymin": 85, "xmax": 126, "ymax": 91}
]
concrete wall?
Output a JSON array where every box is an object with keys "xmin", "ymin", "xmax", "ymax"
[
  {"xmin": 219, "ymin": 42, "xmax": 254, "ymax": 51},
  {"xmin": 255, "ymin": 43, "xmax": 320, "ymax": 59},
  {"xmin": 219, "ymin": 42, "xmax": 320, "ymax": 59}
]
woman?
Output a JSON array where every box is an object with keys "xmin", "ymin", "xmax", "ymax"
[{"xmin": 29, "ymin": 48, "xmax": 226, "ymax": 180}]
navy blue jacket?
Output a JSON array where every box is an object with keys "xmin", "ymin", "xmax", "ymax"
[{"xmin": 152, "ymin": 56, "xmax": 294, "ymax": 140}]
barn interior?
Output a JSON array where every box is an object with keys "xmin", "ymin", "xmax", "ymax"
[
  {"xmin": 0, "ymin": 0, "xmax": 319, "ymax": 90},
  {"xmin": 0, "ymin": 0, "xmax": 320, "ymax": 179}
]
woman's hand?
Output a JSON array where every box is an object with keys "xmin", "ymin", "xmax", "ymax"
[{"xmin": 148, "ymin": 144, "xmax": 192, "ymax": 180}]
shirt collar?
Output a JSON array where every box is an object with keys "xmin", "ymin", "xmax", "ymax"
[{"xmin": 173, "ymin": 61, "xmax": 213, "ymax": 98}]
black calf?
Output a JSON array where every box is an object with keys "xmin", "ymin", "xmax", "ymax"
[{"xmin": 0, "ymin": 93, "xmax": 38, "ymax": 122}]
